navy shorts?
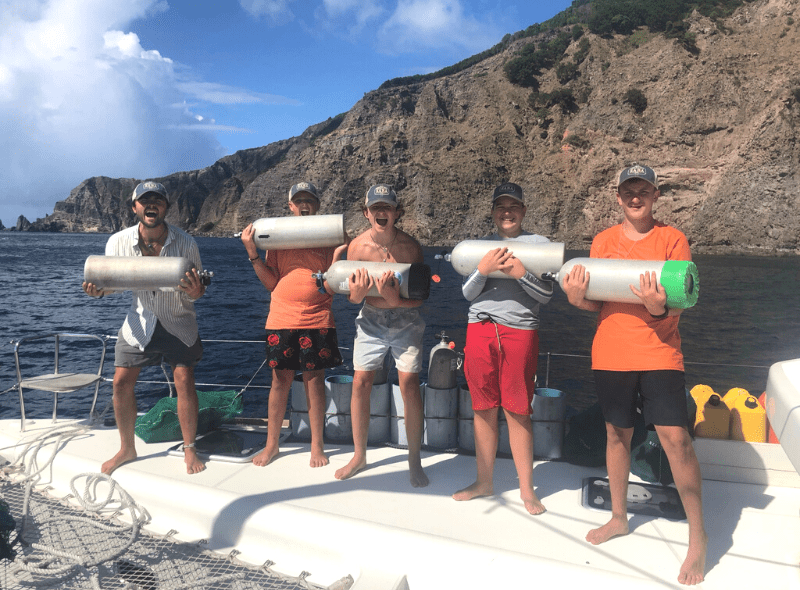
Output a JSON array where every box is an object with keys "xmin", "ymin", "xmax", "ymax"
[
  {"xmin": 593, "ymin": 370, "xmax": 688, "ymax": 430},
  {"xmin": 265, "ymin": 328, "xmax": 343, "ymax": 372},
  {"xmin": 115, "ymin": 322, "xmax": 203, "ymax": 368}
]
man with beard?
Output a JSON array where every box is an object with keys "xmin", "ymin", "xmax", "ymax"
[
  {"xmin": 334, "ymin": 184, "xmax": 429, "ymax": 488},
  {"xmin": 241, "ymin": 181, "xmax": 346, "ymax": 468},
  {"xmin": 82, "ymin": 181, "xmax": 207, "ymax": 475}
]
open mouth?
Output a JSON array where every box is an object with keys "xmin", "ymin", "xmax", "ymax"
[
  {"xmin": 300, "ymin": 210, "xmax": 310, "ymax": 216},
  {"xmin": 144, "ymin": 210, "xmax": 159, "ymax": 220},
  {"xmin": 376, "ymin": 218, "xmax": 388, "ymax": 226}
]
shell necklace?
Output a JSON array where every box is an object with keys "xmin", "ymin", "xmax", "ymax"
[
  {"xmin": 140, "ymin": 225, "xmax": 167, "ymax": 254},
  {"xmin": 370, "ymin": 229, "xmax": 397, "ymax": 262}
]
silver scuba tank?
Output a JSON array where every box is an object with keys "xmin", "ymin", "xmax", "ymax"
[
  {"xmin": 251, "ymin": 214, "xmax": 346, "ymax": 250},
  {"xmin": 84, "ymin": 255, "xmax": 213, "ymax": 291},
  {"xmin": 447, "ymin": 240, "xmax": 565, "ymax": 279},
  {"xmin": 551, "ymin": 258, "xmax": 699, "ymax": 308},
  {"xmin": 313, "ymin": 260, "xmax": 431, "ymax": 300}
]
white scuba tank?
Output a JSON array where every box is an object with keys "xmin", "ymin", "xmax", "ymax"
[
  {"xmin": 447, "ymin": 239, "xmax": 565, "ymax": 279},
  {"xmin": 427, "ymin": 332, "xmax": 462, "ymax": 390},
  {"xmin": 251, "ymin": 214, "xmax": 346, "ymax": 250},
  {"xmin": 84, "ymin": 255, "xmax": 213, "ymax": 291},
  {"xmin": 314, "ymin": 260, "xmax": 431, "ymax": 300},
  {"xmin": 552, "ymin": 258, "xmax": 699, "ymax": 308}
]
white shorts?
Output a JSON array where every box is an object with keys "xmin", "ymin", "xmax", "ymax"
[{"xmin": 353, "ymin": 303, "xmax": 425, "ymax": 374}]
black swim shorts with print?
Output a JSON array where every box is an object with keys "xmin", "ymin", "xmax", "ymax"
[{"xmin": 265, "ymin": 328, "xmax": 343, "ymax": 371}]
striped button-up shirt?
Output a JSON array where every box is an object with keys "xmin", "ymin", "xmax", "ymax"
[{"xmin": 105, "ymin": 224, "xmax": 203, "ymax": 349}]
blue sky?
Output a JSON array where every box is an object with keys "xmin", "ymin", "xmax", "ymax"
[{"xmin": 0, "ymin": 0, "xmax": 574, "ymax": 225}]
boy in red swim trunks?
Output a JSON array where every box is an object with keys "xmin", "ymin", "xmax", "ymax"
[
  {"xmin": 241, "ymin": 181, "xmax": 346, "ymax": 468},
  {"xmin": 452, "ymin": 182, "xmax": 554, "ymax": 515},
  {"xmin": 562, "ymin": 164, "xmax": 707, "ymax": 586}
]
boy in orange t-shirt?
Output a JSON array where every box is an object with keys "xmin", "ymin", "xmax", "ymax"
[
  {"xmin": 562, "ymin": 165, "xmax": 707, "ymax": 587},
  {"xmin": 241, "ymin": 182, "xmax": 346, "ymax": 468}
]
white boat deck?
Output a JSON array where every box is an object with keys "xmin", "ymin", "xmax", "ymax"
[{"xmin": 0, "ymin": 418, "xmax": 798, "ymax": 590}]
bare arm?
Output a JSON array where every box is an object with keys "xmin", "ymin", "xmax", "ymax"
[{"xmin": 241, "ymin": 223, "xmax": 279, "ymax": 291}]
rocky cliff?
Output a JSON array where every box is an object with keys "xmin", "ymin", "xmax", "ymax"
[{"xmin": 29, "ymin": 0, "xmax": 800, "ymax": 254}]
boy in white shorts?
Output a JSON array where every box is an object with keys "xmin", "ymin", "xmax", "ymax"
[{"xmin": 334, "ymin": 184, "xmax": 429, "ymax": 488}]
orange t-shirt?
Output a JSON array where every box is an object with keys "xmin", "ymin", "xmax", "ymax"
[
  {"xmin": 264, "ymin": 247, "xmax": 336, "ymax": 330},
  {"xmin": 590, "ymin": 222, "xmax": 691, "ymax": 372}
]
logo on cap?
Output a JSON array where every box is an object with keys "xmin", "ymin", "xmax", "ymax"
[
  {"xmin": 626, "ymin": 165, "xmax": 648, "ymax": 177},
  {"xmin": 374, "ymin": 186, "xmax": 390, "ymax": 196}
]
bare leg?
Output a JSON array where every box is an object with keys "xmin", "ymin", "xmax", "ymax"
[
  {"xmin": 253, "ymin": 369, "xmax": 292, "ymax": 466},
  {"xmin": 453, "ymin": 406, "xmax": 497, "ymax": 501},
  {"xmin": 398, "ymin": 370, "xmax": 428, "ymax": 488},
  {"xmin": 335, "ymin": 370, "xmax": 373, "ymax": 480},
  {"xmin": 304, "ymin": 370, "xmax": 329, "ymax": 467},
  {"xmin": 505, "ymin": 409, "xmax": 545, "ymax": 515},
  {"xmin": 101, "ymin": 367, "xmax": 141, "ymax": 474},
  {"xmin": 173, "ymin": 365, "xmax": 205, "ymax": 474},
  {"xmin": 655, "ymin": 424, "xmax": 707, "ymax": 586},
  {"xmin": 586, "ymin": 423, "xmax": 633, "ymax": 544}
]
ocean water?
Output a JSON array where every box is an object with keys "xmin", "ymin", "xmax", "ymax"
[{"xmin": 2, "ymin": 232, "xmax": 800, "ymax": 421}]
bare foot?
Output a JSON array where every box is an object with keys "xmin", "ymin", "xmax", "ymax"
[
  {"xmin": 335, "ymin": 456, "xmax": 366, "ymax": 480},
  {"xmin": 101, "ymin": 448, "xmax": 137, "ymax": 475},
  {"xmin": 678, "ymin": 533, "xmax": 707, "ymax": 585},
  {"xmin": 185, "ymin": 448, "xmax": 206, "ymax": 474},
  {"xmin": 523, "ymin": 498, "xmax": 546, "ymax": 515},
  {"xmin": 586, "ymin": 515, "xmax": 629, "ymax": 545},
  {"xmin": 409, "ymin": 462, "xmax": 429, "ymax": 488},
  {"xmin": 452, "ymin": 481, "xmax": 493, "ymax": 501},
  {"xmin": 252, "ymin": 445, "xmax": 279, "ymax": 467},
  {"xmin": 309, "ymin": 447, "xmax": 329, "ymax": 468},
  {"xmin": 521, "ymin": 489, "xmax": 546, "ymax": 515}
]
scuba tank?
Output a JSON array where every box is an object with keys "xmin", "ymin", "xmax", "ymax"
[
  {"xmin": 84, "ymin": 255, "xmax": 213, "ymax": 291},
  {"xmin": 551, "ymin": 258, "xmax": 699, "ymax": 309},
  {"xmin": 427, "ymin": 332, "xmax": 462, "ymax": 390},
  {"xmin": 313, "ymin": 260, "xmax": 431, "ymax": 300},
  {"xmin": 447, "ymin": 240, "xmax": 565, "ymax": 279},
  {"xmin": 251, "ymin": 214, "xmax": 346, "ymax": 250}
]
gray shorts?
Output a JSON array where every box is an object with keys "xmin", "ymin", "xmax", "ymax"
[
  {"xmin": 353, "ymin": 303, "xmax": 425, "ymax": 374},
  {"xmin": 115, "ymin": 322, "xmax": 203, "ymax": 368}
]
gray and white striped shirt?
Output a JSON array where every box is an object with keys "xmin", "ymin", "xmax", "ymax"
[{"xmin": 105, "ymin": 224, "xmax": 203, "ymax": 349}]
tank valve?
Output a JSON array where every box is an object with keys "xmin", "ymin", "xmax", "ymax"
[{"xmin": 199, "ymin": 270, "xmax": 214, "ymax": 286}]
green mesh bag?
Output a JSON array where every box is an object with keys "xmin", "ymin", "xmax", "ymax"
[{"xmin": 135, "ymin": 390, "xmax": 243, "ymax": 444}]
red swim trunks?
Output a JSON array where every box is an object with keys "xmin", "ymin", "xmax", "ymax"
[{"xmin": 463, "ymin": 321, "xmax": 539, "ymax": 415}]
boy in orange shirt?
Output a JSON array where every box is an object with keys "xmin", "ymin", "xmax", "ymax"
[
  {"xmin": 241, "ymin": 182, "xmax": 346, "ymax": 468},
  {"xmin": 562, "ymin": 165, "xmax": 707, "ymax": 586}
]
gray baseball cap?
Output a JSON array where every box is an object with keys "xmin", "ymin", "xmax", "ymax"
[
  {"xmin": 617, "ymin": 164, "xmax": 658, "ymax": 189},
  {"xmin": 131, "ymin": 181, "xmax": 169, "ymax": 203},
  {"xmin": 365, "ymin": 184, "xmax": 398, "ymax": 207},
  {"xmin": 492, "ymin": 182, "xmax": 524, "ymax": 204},
  {"xmin": 288, "ymin": 181, "xmax": 320, "ymax": 202}
]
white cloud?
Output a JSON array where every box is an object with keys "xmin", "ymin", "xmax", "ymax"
[
  {"xmin": 0, "ymin": 0, "xmax": 293, "ymax": 223},
  {"xmin": 378, "ymin": 0, "xmax": 496, "ymax": 54},
  {"xmin": 176, "ymin": 81, "xmax": 298, "ymax": 106},
  {"xmin": 319, "ymin": 0, "xmax": 383, "ymax": 33},
  {"xmin": 239, "ymin": 0, "xmax": 295, "ymax": 24}
]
